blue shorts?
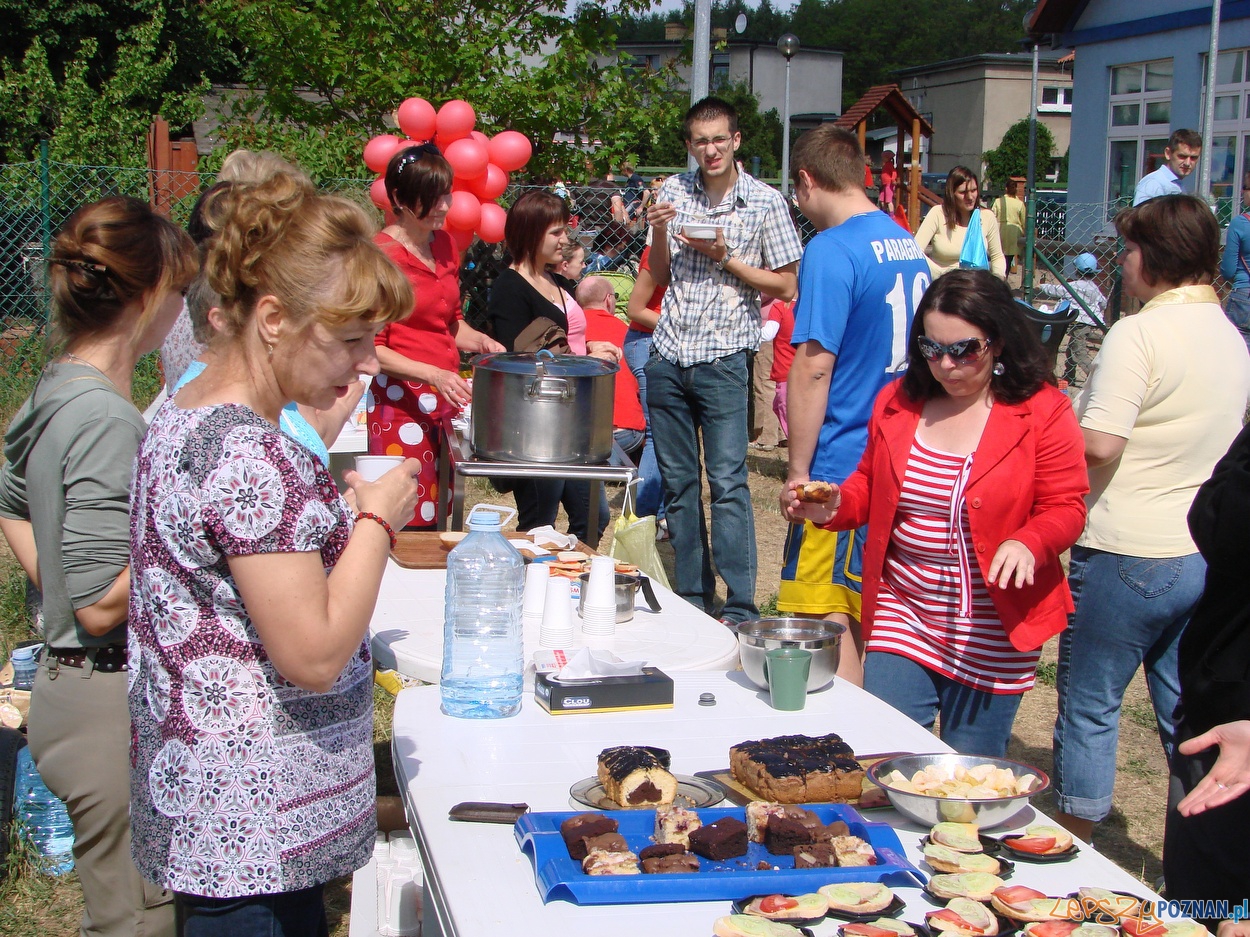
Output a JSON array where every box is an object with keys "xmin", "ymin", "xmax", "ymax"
[{"xmin": 777, "ymin": 521, "xmax": 865, "ymax": 619}]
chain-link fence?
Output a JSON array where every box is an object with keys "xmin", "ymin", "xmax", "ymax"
[{"xmin": 1, "ymin": 156, "xmax": 1144, "ymax": 391}]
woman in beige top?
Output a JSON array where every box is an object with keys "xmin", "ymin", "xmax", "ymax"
[{"xmin": 914, "ymin": 166, "xmax": 1006, "ymax": 279}]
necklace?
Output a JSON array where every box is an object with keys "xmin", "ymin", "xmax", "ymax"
[{"xmin": 61, "ymin": 351, "xmax": 118, "ymax": 388}]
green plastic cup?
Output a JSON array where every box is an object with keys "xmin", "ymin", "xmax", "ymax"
[{"xmin": 763, "ymin": 647, "xmax": 812, "ymax": 711}]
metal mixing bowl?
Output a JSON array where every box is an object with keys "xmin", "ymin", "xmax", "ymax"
[
  {"xmin": 735, "ymin": 618, "xmax": 845, "ymax": 693},
  {"xmin": 867, "ymin": 752, "xmax": 1051, "ymax": 829}
]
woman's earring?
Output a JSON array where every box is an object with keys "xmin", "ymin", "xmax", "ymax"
[
  {"xmin": 265, "ymin": 341, "xmax": 274, "ymax": 361},
  {"xmin": 992, "ymin": 360, "xmax": 1005, "ymax": 376}
]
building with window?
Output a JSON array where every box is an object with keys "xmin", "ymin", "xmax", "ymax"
[
  {"xmin": 894, "ymin": 52, "xmax": 1073, "ymax": 183},
  {"xmin": 606, "ymin": 38, "xmax": 844, "ymax": 127},
  {"xmin": 1031, "ymin": 0, "xmax": 1250, "ymax": 230}
]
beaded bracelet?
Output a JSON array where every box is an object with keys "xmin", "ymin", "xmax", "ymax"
[{"xmin": 355, "ymin": 511, "xmax": 397, "ymax": 551}]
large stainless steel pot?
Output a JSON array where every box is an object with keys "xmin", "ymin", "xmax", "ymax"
[{"xmin": 470, "ymin": 350, "xmax": 617, "ymax": 463}]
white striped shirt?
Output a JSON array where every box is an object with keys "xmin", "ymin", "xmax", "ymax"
[{"xmin": 869, "ymin": 438, "xmax": 1040, "ymax": 693}]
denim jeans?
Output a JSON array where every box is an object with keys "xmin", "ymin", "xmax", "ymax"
[
  {"xmin": 1051, "ymin": 545, "xmax": 1205, "ymax": 822},
  {"xmin": 1223, "ymin": 289, "xmax": 1250, "ymax": 356},
  {"xmin": 513, "ymin": 478, "xmax": 608, "ymax": 543},
  {"xmin": 645, "ymin": 349, "xmax": 758, "ymax": 622},
  {"xmin": 176, "ymin": 883, "xmax": 327, "ymax": 937},
  {"xmin": 863, "ymin": 652, "xmax": 1025, "ymax": 757},
  {"xmin": 623, "ymin": 329, "xmax": 665, "ymax": 519}
]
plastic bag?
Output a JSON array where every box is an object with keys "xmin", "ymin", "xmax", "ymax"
[
  {"xmin": 609, "ymin": 482, "xmax": 671, "ymax": 590},
  {"xmin": 959, "ymin": 208, "xmax": 990, "ymax": 270}
]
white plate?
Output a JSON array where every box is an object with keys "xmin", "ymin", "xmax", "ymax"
[{"xmin": 569, "ymin": 774, "xmax": 725, "ymax": 810}]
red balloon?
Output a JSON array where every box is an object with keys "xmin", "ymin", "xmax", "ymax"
[
  {"xmin": 383, "ymin": 209, "xmax": 398, "ymax": 226},
  {"xmin": 436, "ymin": 100, "xmax": 476, "ymax": 143},
  {"xmin": 397, "ymin": 97, "xmax": 437, "ymax": 141},
  {"xmin": 444, "ymin": 137, "xmax": 489, "ymax": 180},
  {"xmin": 363, "ymin": 134, "xmax": 402, "ymax": 173},
  {"xmin": 471, "ymin": 163, "xmax": 510, "ymax": 201},
  {"xmin": 470, "ymin": 130, "xmax": 490, "ymax": 147},
  {"xmin": 476, "ymin": 202, "xmax": 507, "ymax": 243},
  {"xmin": 488, "ymin": 130, "xmax": 533, "ymax": 172},
  {"xmin": 452, "ymin": 175, "xmax": 476, "ymax": 192},
  {"xmin": 369, "ymin": 176, "xmax": 390, "ymax": 211},
  {"xmin": 447, "ymin": 190, "xmax": 482, "ymax": 231},
  {"xmin": 449, "ymin": 226, "xmax": 475, "ymax": 253},
  {"xmin": 395, "ymin": 138, "xmax": 420, "ymax": 151}
]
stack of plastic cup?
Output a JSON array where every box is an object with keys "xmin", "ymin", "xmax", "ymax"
[
  {"xmin": 580, "ymin": 555, "xmax": 617, "ymax": 635},
  {"xmin": 522, "ymin": 563, "xmax": 549, "ymax": 631},
  {"xmin": 539, "ymin": 575, "xmax": 574, "ymax": 648}
]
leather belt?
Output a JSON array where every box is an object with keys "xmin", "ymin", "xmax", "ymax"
[{"xmin": 47, "ymin": 645, "xmax": 128, "ymax": 673}]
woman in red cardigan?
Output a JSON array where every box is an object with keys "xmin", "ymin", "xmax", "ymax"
[{"xmin": 786, "ymin": 270, "xmax": 1088, "ymax": 756}]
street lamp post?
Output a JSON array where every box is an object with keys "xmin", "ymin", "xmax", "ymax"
[{"xmin": 778, "ymin": 33, "xmax": 799, "ymax": 196}]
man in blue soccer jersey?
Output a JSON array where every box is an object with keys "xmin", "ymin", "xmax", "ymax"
[{"xmin": 778, "ymin": 126, "xmax": 931, "ymax": 685}]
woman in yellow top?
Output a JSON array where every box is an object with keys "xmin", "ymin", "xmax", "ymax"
[
  {"xmin": 992, "ymin": 178, "xmax": 1026, "ymax": 276},
  {"xmin": 915, "ymin": 166, "xmax": 1006, "ymax": 279}
]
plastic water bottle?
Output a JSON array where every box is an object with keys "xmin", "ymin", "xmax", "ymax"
[
  {"xmin": 14, "ymin": 744, "xmax": 75, "ymax": 874},
  {"xmin": 8, "ymin": 645, "xmax": 37, "ymax": 690},
  {"xmin": 440, "ymin": 505, "xmax": 524, "ymax": 718}
]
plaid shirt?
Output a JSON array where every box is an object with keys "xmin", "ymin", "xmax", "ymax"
[{"xmin": 652, "ymin": 169, "xmax": 803, "ymax": 366}]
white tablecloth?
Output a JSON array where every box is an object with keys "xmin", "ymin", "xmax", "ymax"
[
  {"xmin": 390, "ymin": 671, "xmax": 1160, "ymax": 937},
  {"xmin": 369, "ymin": 563, "xmax": 740, "ymax": 683}
]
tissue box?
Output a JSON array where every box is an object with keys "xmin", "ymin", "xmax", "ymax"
[{"xmin": 534, "ymin": 668, "xmax": 674, "ymax": 714}]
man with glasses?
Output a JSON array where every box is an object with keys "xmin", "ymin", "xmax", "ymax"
[
  {"xmin": 1133, "ymin": 129, "xmax": 1202, "ymax": 205},
  {"xmin": 778, "ymin": 125, "xmax": 930, "ymax": 685},
  {"xmin": 645, "ymin": 96, "xmax": 803, "ymax": 625}
]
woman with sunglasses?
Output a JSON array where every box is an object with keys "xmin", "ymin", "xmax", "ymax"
[
  {"xmin": 369, "ymin": 144, "xmax": 503, "ymax": 528},
  {"xmin": 1051, "ymin": 194, "xmax": 1250, "ymax": 844},
  {"xmin": 914, "ymin": 166, "xmax": 1006, "ymax": 279},
  {"xmin": 0, "ymin": 197, "xmax": 196, "ymax": 936},
  {"xmin": 785, "ymin": 269, "xmax": 1087, "ymax": 756}
]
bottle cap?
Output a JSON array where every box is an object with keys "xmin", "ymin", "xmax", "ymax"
[
  {"xmin": 10, "ymin": 646, "xmax": 35, "ymax": 661},
  {"xmin": 468, "ymin": 510, "xmax": 502, "ymax": 531}
]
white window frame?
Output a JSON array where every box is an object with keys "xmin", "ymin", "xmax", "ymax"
[
  {"xmin": 1105, "ymin": 59, "xmax": 1174, "ymax": 202},
  {"xmin": 1038, "ymin": 85, "xmax": 1073, "ymax": 113},
  {"xmin": 1200, "ymin": 48, "xmax": 1250, "ymax": 207}
]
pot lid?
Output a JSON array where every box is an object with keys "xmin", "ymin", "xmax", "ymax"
[{"xmin": 472, "ymin": 350, "xmax": 618, "ymax": 376}]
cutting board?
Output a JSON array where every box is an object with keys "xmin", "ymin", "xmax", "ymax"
[{"xmin": 390, "ymin": 532, "xmax": 598, "ymax": 570}]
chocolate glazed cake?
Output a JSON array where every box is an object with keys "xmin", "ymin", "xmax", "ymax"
[
  {"xmin": 730, "ymin": 733, "xmax": 865, "ymax": 804},
  {"xmin": 597, "ymin": 745, "xmax": 679, "ymax": 806}
]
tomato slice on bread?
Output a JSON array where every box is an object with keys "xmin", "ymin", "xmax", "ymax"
[
  {"xmin": 845, "ymin": 925, "xmax": 907, "ymax": 937},
  {"xmin": 1026, "ymin": 923, "xmax": 1080, "ymax": 937},
  {"xmin": 1006, "ymin": 835, "xmax": 1059, "ymax": 854},
  {"xmin": 928, "ymin": 910, "xmax": 989, "ymax": 934},
  {"xmin": 759, "ymin": 895, "xmax": 799, "ymax": 914},
  {"xmin": 995, "ymin": 886, "xmax": 1048, "ymax": 905}
]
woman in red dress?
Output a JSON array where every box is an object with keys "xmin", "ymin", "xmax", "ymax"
[{"xmin": 369, "ymin": 144, "xmax": 503, "ymax": 527}]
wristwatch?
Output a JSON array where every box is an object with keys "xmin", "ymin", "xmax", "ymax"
[{"xmin": 716, "ymin": 246, "xmax": 733, "ymax": 271}]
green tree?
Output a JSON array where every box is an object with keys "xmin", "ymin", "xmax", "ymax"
[
  {"xmin": 203, "ymin": 0, "xmax": 684, "ymax": 180},
  {"xmin": 982, "ymin": 118, "xmax": 1056, "ymax": 191},
  {"xmin": 0, "ymin": 5, "xmax": 207, "ymax": 165},
  {"xmin": 638, "ymin": 79, "xmax": 782, "ymax": 177}
]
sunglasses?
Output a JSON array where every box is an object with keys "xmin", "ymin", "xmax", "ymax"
[
  {"xmin": 393, "ymin": 142, "xmax": 441, "ymax": 172},
  {"xmin": 916, "ymin": 335, "xmax": 993, "ymax": 362}
]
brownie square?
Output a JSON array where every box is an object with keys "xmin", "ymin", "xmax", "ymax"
[
  {"xmin": 560, "ymin": 813, "xmax": 618, "ymax": 860},
  {"xmin": 793, "ymin": 842, "xmax": 838, "ymax": 868},
  {"xmin": 582, "ymin": 832, "xmax": 628, "ymax": 854},
  {"xmin": 764, "ymin": 815, "xmax": 814, "ymax": 856},
  {"xmin": 641, "ymin": 853, "xmax": 700, "ymax": 874},
  {"xmin": 639, "ymin": 843, "xmax": 687, "ymax": 861},
  {"xmin": 688, "ymin": 816, "xmax": 748, "ymax": 860},
  {"xmin": 811, "ymin": 820, "xmax": 851, "ymax": 843}
]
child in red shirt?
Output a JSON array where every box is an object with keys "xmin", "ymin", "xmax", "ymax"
[{"xmin": 765, "ymin": 297, "xmax": 796, "ymax": 441}]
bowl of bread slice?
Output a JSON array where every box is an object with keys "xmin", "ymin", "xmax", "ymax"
[{"xmin": 868, "ymin": 753, "xmax": 1049, "ymax": 829}]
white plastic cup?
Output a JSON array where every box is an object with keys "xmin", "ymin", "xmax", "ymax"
[
  {"xmin": 540, "ymin": 577, "xmax": 574, "ymax": 647},
  {"xmin": 355, "ymin": 455, "xmax": 405, "ymax": 482},
  {"xmin": 523, "ymin": 563, "xmax": 550, "ymax": 620},
  {"xmin": 585, "ymin": 556, "xmax": 616, "ymax": 607}
]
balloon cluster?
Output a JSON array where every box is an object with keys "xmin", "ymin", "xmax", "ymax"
[{"xmin": 363, "ymin": 97, "xmax": 533, "ymax": 252}]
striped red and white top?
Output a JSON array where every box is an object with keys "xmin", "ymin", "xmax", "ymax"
[{"xmin": 868, "ymin": 437, "xmax": 1040, "ymax": 694}]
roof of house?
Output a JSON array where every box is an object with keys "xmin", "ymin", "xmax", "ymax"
[
  {"xmin": 834, "ymin": 85, "xmax": 933, "ymax": 137},
  {"xmin": 894, "ymin": 50, "xmax": 1069, "ymax": 78}
]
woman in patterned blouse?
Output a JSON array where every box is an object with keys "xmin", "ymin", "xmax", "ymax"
[{"xmin": 127, "ymin": 171, "xmax": 419, "ymax": 936}]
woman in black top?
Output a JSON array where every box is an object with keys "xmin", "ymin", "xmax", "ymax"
[
  {"xmin": 1163, "ymin": 422, "xmax": 1250, "ymax": 926},
  {"xmin": 486, "ymin": 192, "xmax": 618, "ymax": 540}
]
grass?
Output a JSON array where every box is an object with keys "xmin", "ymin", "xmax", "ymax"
[{"xmin": 1035, "ymin": 660, "xmax": 1058, "ymax": 687}]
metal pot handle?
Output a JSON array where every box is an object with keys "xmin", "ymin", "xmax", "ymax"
[
  {"xmin": 528, "ymin": 376, "xmax": 570, "ymax": 399},
  {"xmin": 639, "ymin": 575, "xmax": 662, "ymax": 613}
]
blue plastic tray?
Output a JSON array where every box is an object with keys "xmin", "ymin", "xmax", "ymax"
[{"xmin": 514, "ymin": 804, "xmax": 926, "ymax": 905}]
